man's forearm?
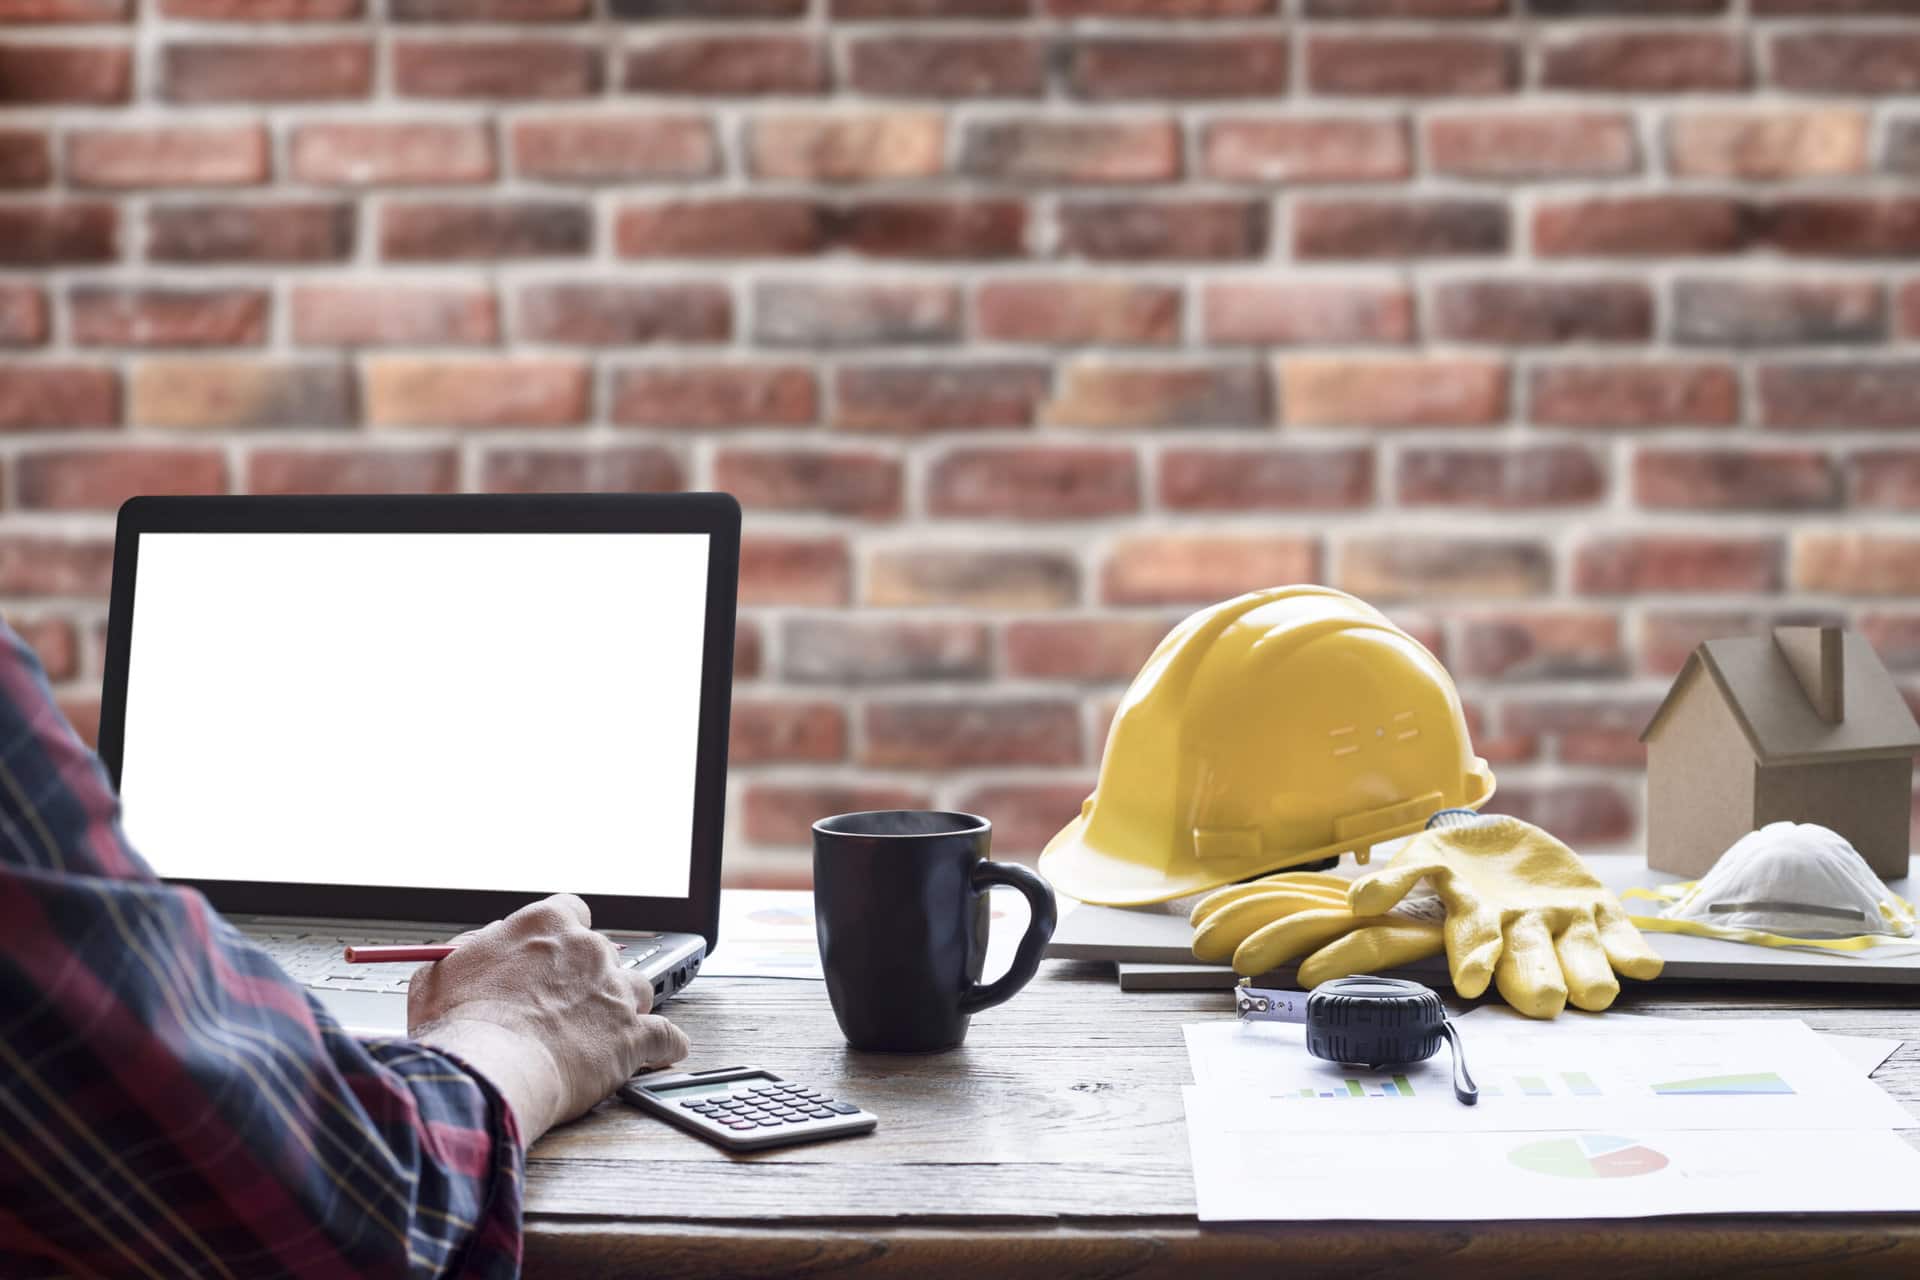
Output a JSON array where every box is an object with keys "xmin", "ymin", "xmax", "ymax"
[{"xmin": 414, "ymin": 1017, "xmax": 569, "ymax": 1147}]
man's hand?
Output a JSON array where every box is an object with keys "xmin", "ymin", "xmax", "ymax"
[{"xmin": 407, "ymin": 894, "xmax": 689, "ymax": 1145}]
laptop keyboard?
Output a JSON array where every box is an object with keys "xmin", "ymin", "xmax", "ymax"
[{"xmin": 242, "ymin": 927, "xmax": 664, "ymax": 995}]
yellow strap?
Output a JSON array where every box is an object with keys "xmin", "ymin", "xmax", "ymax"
[{"xmin": 1623, "ymin": 882, "xmax": 1920, "ymax": 955}]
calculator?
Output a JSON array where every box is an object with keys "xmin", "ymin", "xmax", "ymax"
[{"xmin": 619, "ymin": 1066, "xmax": 879, "ymax": 1152}]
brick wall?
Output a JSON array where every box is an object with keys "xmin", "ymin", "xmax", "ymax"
[{"xmin": 3, "ymin": 0, "xmax": 1919, "ymax": 885}]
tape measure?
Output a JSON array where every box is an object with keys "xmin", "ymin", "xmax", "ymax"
[{"xmin": 1236, "ymin": 975, "xmax": 1478, "ymax": 1106}]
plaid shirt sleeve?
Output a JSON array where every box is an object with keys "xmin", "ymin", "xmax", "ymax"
[{"xmin": 0, "ymin": 621, "xmax": 526, "ymax": 1280}]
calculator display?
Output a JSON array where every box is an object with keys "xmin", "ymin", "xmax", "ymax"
[{"xmin": 649, "ymin": 1074, "xmax": 774, "ymax": 1099}]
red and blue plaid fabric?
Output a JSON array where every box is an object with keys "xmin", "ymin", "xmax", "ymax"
[{"xmin": 0, "ymin": 621, "xmax": 525, "ymax": 1279}]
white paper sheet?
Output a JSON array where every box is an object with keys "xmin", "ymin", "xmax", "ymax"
[
  {"xmin": 1450, "ymin": 1005, "xmax": 1905, "ymax": 1079},
  {"xmin": 1183, "ymin": 1111, "xmax": 1920, "ymax": 1221}
]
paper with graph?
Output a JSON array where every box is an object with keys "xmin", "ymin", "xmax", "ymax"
[{"xmin": 1182, "ymin": 1016, "xmax": 1920, "ymax": 1219}]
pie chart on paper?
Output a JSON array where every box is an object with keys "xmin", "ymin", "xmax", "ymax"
[{"xmin": 1508, "ymin": 1134, "xmax": 1670, "ymax": 1180}]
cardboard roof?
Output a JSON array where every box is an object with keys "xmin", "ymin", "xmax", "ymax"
[{"xmin": 1640, "ymin": 631, "xmax": 1920, "ymax": 766}]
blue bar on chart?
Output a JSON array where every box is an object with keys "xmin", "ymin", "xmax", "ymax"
[
  {"xmin": 1517, "ymin": 1075, "xmax": 1552, "ymax": 1097},
  {"xmin": 1562, "ymin": 1072, "xmax": 1602, "ymax": 1096}
]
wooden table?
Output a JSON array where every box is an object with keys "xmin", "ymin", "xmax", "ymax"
[{"xmin": 523, "ymin": 962, "xmax": 1920, "ymax": 1277}]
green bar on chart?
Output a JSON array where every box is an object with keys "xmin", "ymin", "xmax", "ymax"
[
  {"xmin": 1345, "ymin": 1079, "xmax": 1364, "ymax": 1097},
  {"xmin": 1518, "ymin": 1075, "xmax": 1551, "ymax": 1097},
  {"xmin": 1563, "ymin": 1072, "xmax": 1601, "ymax": 1096},
  {"xmin": 1392, "ymin": 1075, "xmax": 1413, "ymax": 1097}
]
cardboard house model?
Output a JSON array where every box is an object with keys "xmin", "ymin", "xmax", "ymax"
[{"xmin": 1640, "ymin": 626, "xmax": 1920, "ymax": 880}]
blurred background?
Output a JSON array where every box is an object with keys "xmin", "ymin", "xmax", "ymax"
[{"xmin": 1, "ymin": 0, "xmax": 1916, "ymax": 885}]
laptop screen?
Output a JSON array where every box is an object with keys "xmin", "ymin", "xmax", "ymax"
[{"xmin": 117, "ymin": 531, "xmax": 710, "ymax": 901}]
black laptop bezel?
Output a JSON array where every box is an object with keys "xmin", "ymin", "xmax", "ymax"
[{"xmin": 97, "ymin": 493, "xmax": 737, "ymax": 951}]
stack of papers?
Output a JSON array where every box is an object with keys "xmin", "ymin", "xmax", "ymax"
[{"xmin": 1182, "ymin": 1012, "xmax": 1919, "ymax": 1220}]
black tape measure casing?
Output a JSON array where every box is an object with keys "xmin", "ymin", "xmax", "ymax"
[{"xmin": 1303, "ymin": 976, "xmax": 1448, "ymax": 1071}]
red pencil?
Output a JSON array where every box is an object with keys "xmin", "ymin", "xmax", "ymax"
[{"xmin": 343, "ymin": 943, "xmax": 628, "ymax": 964}]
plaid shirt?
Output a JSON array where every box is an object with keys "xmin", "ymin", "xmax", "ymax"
[{"xmin": 0, "ymin": 621, "xmax": 525, "ymax": 1279}]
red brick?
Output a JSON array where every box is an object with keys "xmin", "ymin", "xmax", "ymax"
[
  {"xmin": 1773, "ymin": 34, "xmax": 1920, "ymax": 94},
  {"xmin": 1850, "ymin": 451, "xmax": 1920, "ymax": 510},
  {"xmin": 129, "ymin": 361, "xmax": 351, "ymax": 429},
  {"xmin": 0, "ymin": 0, "xmax": 128, "ymax": 18},
  {"xmin": 612, "ymin": 365, "xmax": 816, "ymax": 428},
  {"xmin": 293, "ymin": 284, "xmax": 497, "ymax": 347},
  {"xmin": 58, "ymin": 697, "xmax": 100, "ymax": 749},
  {"xmin": 1529, "ymin": 363, "xmax": 1739, "ymax": 429},
  {"xmin": 624, "ymin": 36, "xmax": 823, "ymax": 95},
  {"xmin": 0, "ymin": 367, "xmax": 117, "ymax": 431},
  {"xmin": 392, "ymin": 0, "xmax": 586, "ymax": 14},
  {"xmin": 840, "ymin": 0, "xmax": 1027, "ymax": 13},
  {"xmin": 1295, "ymin": 199, "xmax": 1507, "ymax": 259},
  {"xmin": 1541, "ymin": 32, "xmax": 1746, "ymax": 92},
  {"xmin": 612, "ymin": 0, "xmax": 804, "ymax": 14},
  {"xmin": 292, "ymin": 122, "xmax": 493, "ymax": 186},
  {"xmin": 1160, "ymin": 446, "xmax": 1373, "ymax": 511},
  {"xmin": 733, "ymin": 701, "xmax": 847, "ymax": 765},
  {"xmin": 395, "ymin": 40, "xmax": 600, "ymax": 98},
  {"xmin": 0, "ymin": 129, "xmax": 50, "ymax": 188},
  {"xmin": 1004, "ymin": 618, "xmax": 1172, "ymax": 681},
  {"xmin": 962, "ymin": 119, "xmax": 1180, "ymax": 184},
  {"xmin": 1458, "ymin": 613, "xmax": 1624, "ymax": 682},
  {"xmin": 715, "ymin": 447, "xmax": 903, "ymax": 518},
  {"xmin": 1754, "ymin": 0, "xmax": 1920, "ymax": 10},
  {"xmin": 1759, "ymin": 362, "xmax": 1920, "ymax": 430},
  {"xmin": 148, "ymin": 202, "xmax": 351, "ymax": 263},
  {"xmin": 510, "ymin": 116, "xmax": 715, "ymax": 182},
  {"xmin": 518, "ymin": 282, "xmax": 725, "ymax": 345},
  {"xmin": 17, "ymin": 449, "xmax": 226, "ymax": 511},
  {"xmin": 1049, "ymin": 0, "xmax": 1267, "ymax": 12},
  {"xmin": 1339, "ymin": 539, "xmax": 1552, "ymax": 601},
  {"xmin": 0, "ymin": 538, "xmax": 113, "ymax": 597},
  {"xmin": 1794, "ymin": 534, "xmax": 1920, "ymax": 596},
  {"xmin": 1398, "ymin": 445, "xmax": 1605, "ymax": 508},
  {"xmin": 742, "ymin": 783, "xmax": 935, "ymax": 848},
  {"xmin": 928, "ymin": 446, "xmax": 1139, "ymax": 519},
  {"xmin": 0, "ymin": 44, "xmax": 129, "ymax": 104},
  {"xmin": 616, "ymin": 199, "xmax": 823, "ymax": 258},
  {"xmin": 754, "ymin": 281, "xmax": 960, "ymax": 347},
  {"xmin": 851, "ymin": 36, "xmax": 1043, "ymax": 97},
  {"xmin": 1673, "ymin": 279, "xmax": 1884, "ymax": 347},
  {"xmin": 1638, "ymin": 610, "xmax": 1840, "ymax": 678},
  {"xmin": 867, "ymin": 549, "xmax": 1078, "ymax": 608},
  {"xmin": 68, "ymin": 125, "xmax": 267, "ymax": 189},
  {"xmin": 741, "ymin": 537, "xmax": 852, "ymax": 606},
  {"xmin": 1499, "ymin": 704, "xmax": 1650, "ymax": 770},
  {"xmin": 1668, "ymin": 110, "xmax": 1867, "ymax": 181},
  {"xmin": 1901, "ymin": 282, "xmax": 1920, "ymax": 339},
  {"xmin": 1433, "ymin": 280, "xmax": 1652, "ymax": 345},
  {"xmin": 1103, "ymin": 535, "xmax": 1319, "ymax": 605},
  {"xmin": 1889, "ymin": 121, "xmax": 1920, "ymax": 177},
  {"xmin": 1069, "ymin": 37, "xmax": 1287, "ymax": 99},
  {"xmin": 1634, "ymin": 447, "xmax": 1837, "ymax": 512},
  {"xmin": 1058, "ymin": 200, "xmax": 1264, "ymax": 261},
  {"xmin": 834, "ymin": 363, "xmax": 1050, "ymax": 432},
  {"xmin": 782, "ymin": 617, "xmax": 990, "ymax": 684},
  {"xmin": 162, "ymin": 0, "xmax": 360, "ymax": 14},
  {"xmin": 749, "ymin": 115, "xmax": 945, "ymax": 182},
  {"xmin": 480, "ymin": 446, "xmax": 683, "ymax": 493},
  {"xmin": 1307, "ymin": 0, "xmax": 1503, "ymax": 11},
  {"xmin": 248, "ymin": 448, "xmax": 460, "ymax": 495},
  {"xmin": 977, "ymin": 280, "xmax": 1180, "ymax": 346},
  {"xmin": 1859, "ymin": 612, "xmax": 1920, "ymax": 670},
  {"xmin": 1427, "ymin": 113, "xmax": 1637, "ymax": 179},
  {"xmin": 1764, "ymin": 199, "xmax": 1920, "ymax": 257},
  {"xmin": 365, "ymin": 359, "xmax": 588, "ymax": 428},
  {"xmin": 1577, "ymin": 536, "xmax": 1781, "ymax": 595},
  {"xmin": 382, "ymin": 202, "xmax": 589, "ymax": 260},
  {"xmin": 164, "ymin": 40, "xmax": 370, "ymax": 102},
  {"xmin": 71, "ymin": 287, "xmax": 268, "ymax": 348},
  {"xmin": 863, "ymin": 700, "xmax": 1080, "ymax": 769},
  {"xmin": 7, "ymin": 617, "xmax": 80, "ymax": 684},
  {"xmin": 1308, "ymin": 35, "xmax": 1516, "ymax": 96},
  {"xmin": 841, "ymin": 200, "xmax": 1027, "ymax": 259},
  {"xmin": 1204, "ymin": 281, "xmax": 1413, "ymax": 345},
  {"xmin": 0, "ymin": 285, "xmax": 46, "ymax": 347},
  {"xmin": 1281, "ymin": 358, "xmax": 1507, "ymax": 428},
  {"xmin": 0, "ymin": 205, "xmax": 114, "ymax": 266},
  {"xmin": 953, "ymin": 782, "xmax": 1095, "ymax": 858},
  {"xmin": 1534, "ymin": 197, "xmax": 1749, "ymax": 257},
  {"xmin": 734, "ymin": 619, "xmax": 762, "ymax": 681},
  {"xmin": 1043, "ymin": 363, "xmax": 1268, "ymax": 429},
  {"xmin": 1202, "ymin": 118, "xmax": 1410, "ymax": 184}
]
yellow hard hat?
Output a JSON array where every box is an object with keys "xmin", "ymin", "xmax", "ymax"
[{"xmin": 1039, "ymin": 585, "xmax": 1495, "ymax": 906}]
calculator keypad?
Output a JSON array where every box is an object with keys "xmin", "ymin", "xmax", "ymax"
[{"xmin": 679, "ymin": 1082, "xmax": 860, "ymax": 1130}]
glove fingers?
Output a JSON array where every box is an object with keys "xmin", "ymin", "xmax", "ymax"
[
  {"xmin": 1258, "ymin": 871, "xmax": 1353, "ymax": 892},
  {"xmin": 1493, "ymin": 914, "xmax": 1567, "ymax": 1019},
  {"xmin": 1231, "ymin": 908, "xmax": 1359, "ymax": 978},
  {"xmin": 1555, "ymin": 912, "xmax": 1620, "ymax": 1013},
  {"xmin": 1347, "ymin": 857, "xmax": 1442, "ymax": 917},
  {"xmin": 1296, "ymin": 921, "xmax": 1445, "ymax": 989},
  {"xmin": 1441, "ymin": 897, "xmax": 1503, "ymax": 999},
  {"xmin": 1191, "ymin": 889, "xmax": 1349, "ymax": 964},
  {"xmin": 1189, "ymin": 878, "xmax": 1346, "ymax": 929},
  {"xmin": 1595, "ymin": 899, "xmax": 1666, "ymax": 981}
]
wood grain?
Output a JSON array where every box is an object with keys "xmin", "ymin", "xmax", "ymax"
[{"xmin": 523, "ymin": 965, "xmax": 1920, "ymax": 1276}]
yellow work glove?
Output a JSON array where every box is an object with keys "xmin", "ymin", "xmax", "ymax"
[
  {"xmin": 1189, "ymin": 871, "xmax": 1446, "ymax": 983},
  {"xmin": 1347, "ymin": 815, "xmax": 1663, "ymax": 1018}
]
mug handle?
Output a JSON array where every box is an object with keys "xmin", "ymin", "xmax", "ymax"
[{"xmin": 959, "ymin": 861, "xmax": 1058, "ymax": 1015}]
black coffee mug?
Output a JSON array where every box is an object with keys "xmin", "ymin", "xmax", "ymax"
[{"xmin": 813, "ymin": 810, "xmax": 1057, "ymax": 1053}]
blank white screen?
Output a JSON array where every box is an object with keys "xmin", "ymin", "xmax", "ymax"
[{"xmin": 119, "ymin": 532, "xmax": 709, "ymax": 898}]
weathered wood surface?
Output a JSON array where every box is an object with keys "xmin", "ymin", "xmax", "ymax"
[{"xmin": 523, "ymin": 960, "xmax": 1920, "ymax": 1276}]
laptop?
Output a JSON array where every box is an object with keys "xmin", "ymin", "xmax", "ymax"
[{"xmin": 96, "ymin": 493, "xmax": 739, "ymax": 1034}]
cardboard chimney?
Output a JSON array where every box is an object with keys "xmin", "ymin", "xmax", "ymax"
[{"xmin": 1639, "ymin": 625, "xmax": 1920, "ymax": 879}]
